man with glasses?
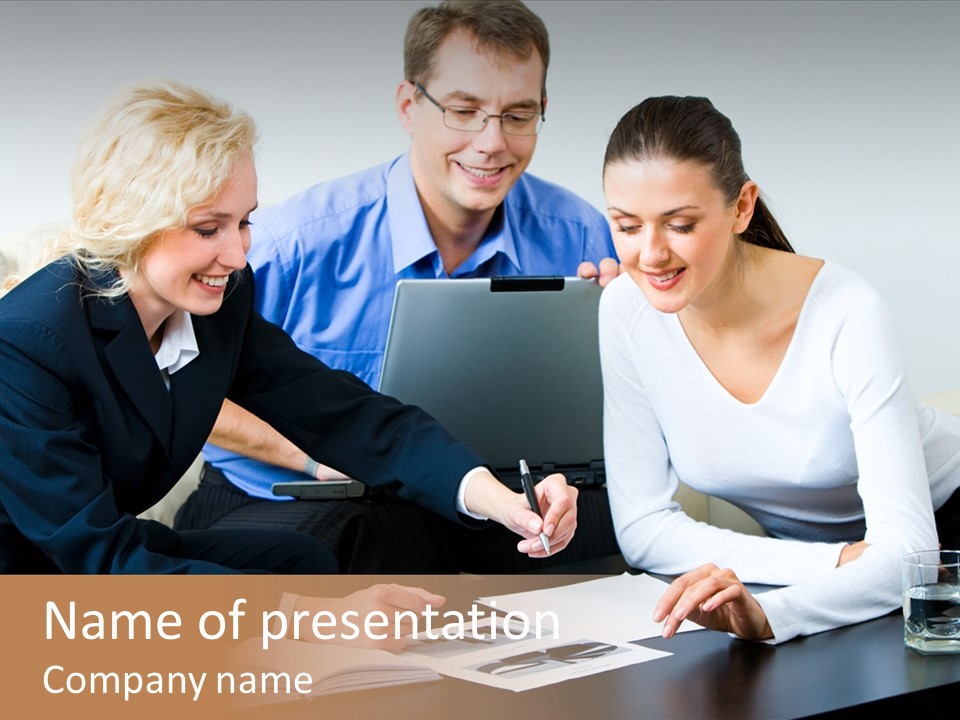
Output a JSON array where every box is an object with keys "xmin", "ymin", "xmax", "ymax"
[{"xmin": 177, "ymin": 0, "xmax": 618, "ymax": 572}]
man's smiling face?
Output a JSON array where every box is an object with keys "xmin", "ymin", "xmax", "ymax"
[{"xmin": 398, "ymin": 28, "xmax": 544, "ymax": 229}]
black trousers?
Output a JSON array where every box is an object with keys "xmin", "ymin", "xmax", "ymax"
[
  {"xmin": 141, "ymin": 520, "xmax": 338, "ymax": 574},
  {"xmin": 175, "ymin": 464, "xmax": 621, "ymax": 573},
  {"xmin": 4, "ymin": 520, "xmax": 337, "ymax": 574}
]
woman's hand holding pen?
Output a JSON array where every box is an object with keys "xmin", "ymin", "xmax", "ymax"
[
  {"xmin": 654, "ymin": 564, "xmax": 773, "ymax": 641},
  {"xmin": 464, "ymin": 470, "xmax": 578, "ymax": 557},
  {"xmin": 514, "ymin": 473, "xmax": 578, "ymax": 556}
]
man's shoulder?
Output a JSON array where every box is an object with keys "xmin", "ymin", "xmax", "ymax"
[
  {"xmin": 254, "ymin": 159, "xmax": 396, "ymax": 240},
  {"xmin": 506, "ymin": 172, "xmax": 606, "ymax": 225},
  {"xmin": 504, "ymin": 173, "xmax": 613, "ymax": 260}
]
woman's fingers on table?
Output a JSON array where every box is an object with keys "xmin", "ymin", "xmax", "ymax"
[{"xmin": 654, "ymin": 564, "xmax": 772, "ymax": 641}]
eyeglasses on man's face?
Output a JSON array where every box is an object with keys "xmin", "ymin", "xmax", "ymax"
[{"xmin": 414, "ymin": 82, "xmax": 545, "ymax": 136}]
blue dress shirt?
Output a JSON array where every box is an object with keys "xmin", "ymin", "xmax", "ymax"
[{"xmin": 204, "ymin": 154, "xmax": 615, "ymax": 498}]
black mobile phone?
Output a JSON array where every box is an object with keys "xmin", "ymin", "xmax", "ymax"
[{"xmin": 270, "ymin": 479, "xmax": 366, "ymax": 500}]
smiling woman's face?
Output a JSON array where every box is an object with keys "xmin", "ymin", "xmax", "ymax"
[
  {"xmin": 604, "ymin": 157, "xmax": 754, "ymax": 315},
  {"xmin": 126, "ymin": 154, "xmax": 258, "ymax": 341}
]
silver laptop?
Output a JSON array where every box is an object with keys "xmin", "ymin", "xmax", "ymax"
[{"xmin": 378, "ymin": 276, "xmax": 605, "ymax": 490}]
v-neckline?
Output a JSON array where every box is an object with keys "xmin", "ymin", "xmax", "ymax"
[{"xmin": 670, "ymin": 262, "xmax": 827, "ymax": 407}]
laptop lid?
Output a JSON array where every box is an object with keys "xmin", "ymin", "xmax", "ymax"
[{"xmin": 379, "ymin": 277, "xmax": 605, "ymax": 488}]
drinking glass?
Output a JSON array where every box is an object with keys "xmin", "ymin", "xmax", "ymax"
[{"xmin": 902, "ymin": 550, "xmax": 960, "ymax": 654}]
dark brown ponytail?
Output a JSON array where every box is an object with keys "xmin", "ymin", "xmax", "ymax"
[{"xmin": 604, "ymin": 96, "xmax": 794, "ymax": 253}]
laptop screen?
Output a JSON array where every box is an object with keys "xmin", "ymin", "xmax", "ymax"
[{"xmin": 379, "ymin": 277, "xmax": 604, "ymax": 486}]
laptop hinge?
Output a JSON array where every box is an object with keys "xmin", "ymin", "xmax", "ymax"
[{"xmin": 505, "ymin": 460, "xmax": 605, "ymax": 489}]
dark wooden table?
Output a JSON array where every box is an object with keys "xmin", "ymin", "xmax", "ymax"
[{"xmin": 244, "ymin": 561, "xmax": 960, "ymax": 719}]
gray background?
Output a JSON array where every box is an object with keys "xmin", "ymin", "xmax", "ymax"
[{"xmin": 1, "ymin": 0, "xmax": 957, "ymax": 393}]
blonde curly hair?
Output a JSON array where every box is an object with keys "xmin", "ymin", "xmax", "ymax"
[{"xmin": 6, "ymin": 81, "xmax": 257, "ymax": 296}]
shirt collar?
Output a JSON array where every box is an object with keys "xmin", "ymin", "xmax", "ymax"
[
  {"xmin": 386, "ymin": 154, "xmax": 521, "ymax": 277},
  {"xmin": 154, "ymin": 309, "xmax": 199, "ymax": 377}
]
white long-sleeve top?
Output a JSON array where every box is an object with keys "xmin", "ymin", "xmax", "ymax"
[{"xmin": 599, "ymin": 262, "xmax": 960, "ymax": 642}]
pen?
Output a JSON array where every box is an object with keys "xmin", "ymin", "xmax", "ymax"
[{"xmin": 519, "ymin": 459, "xmax": 551, "ymax": 555}]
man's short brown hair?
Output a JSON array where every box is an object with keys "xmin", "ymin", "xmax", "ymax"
[{"xmin": 404, "ymin": 0, "xmax": 550, "ymax": 98}]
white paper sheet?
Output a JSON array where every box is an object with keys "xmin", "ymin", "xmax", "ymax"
[
  {"xmin": 476, "ymin": 572, "xmax": 703, "ymax": 644},
  {"xmin": 232, "ymin": 574, "xmax": 696, "ymax": 700},
  {"xmin": 403, "ymin": 617, "xmax": 670, "ymax": 692}
]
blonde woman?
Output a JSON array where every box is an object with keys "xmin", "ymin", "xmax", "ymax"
[{"xmin": 0, "ymin": 81, "xmax": 576, "ymax": 575}]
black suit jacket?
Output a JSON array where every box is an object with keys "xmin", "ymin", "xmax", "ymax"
[{"xmin": 0, "ymin": 260, "xmax": 484, "ymax": 573}]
